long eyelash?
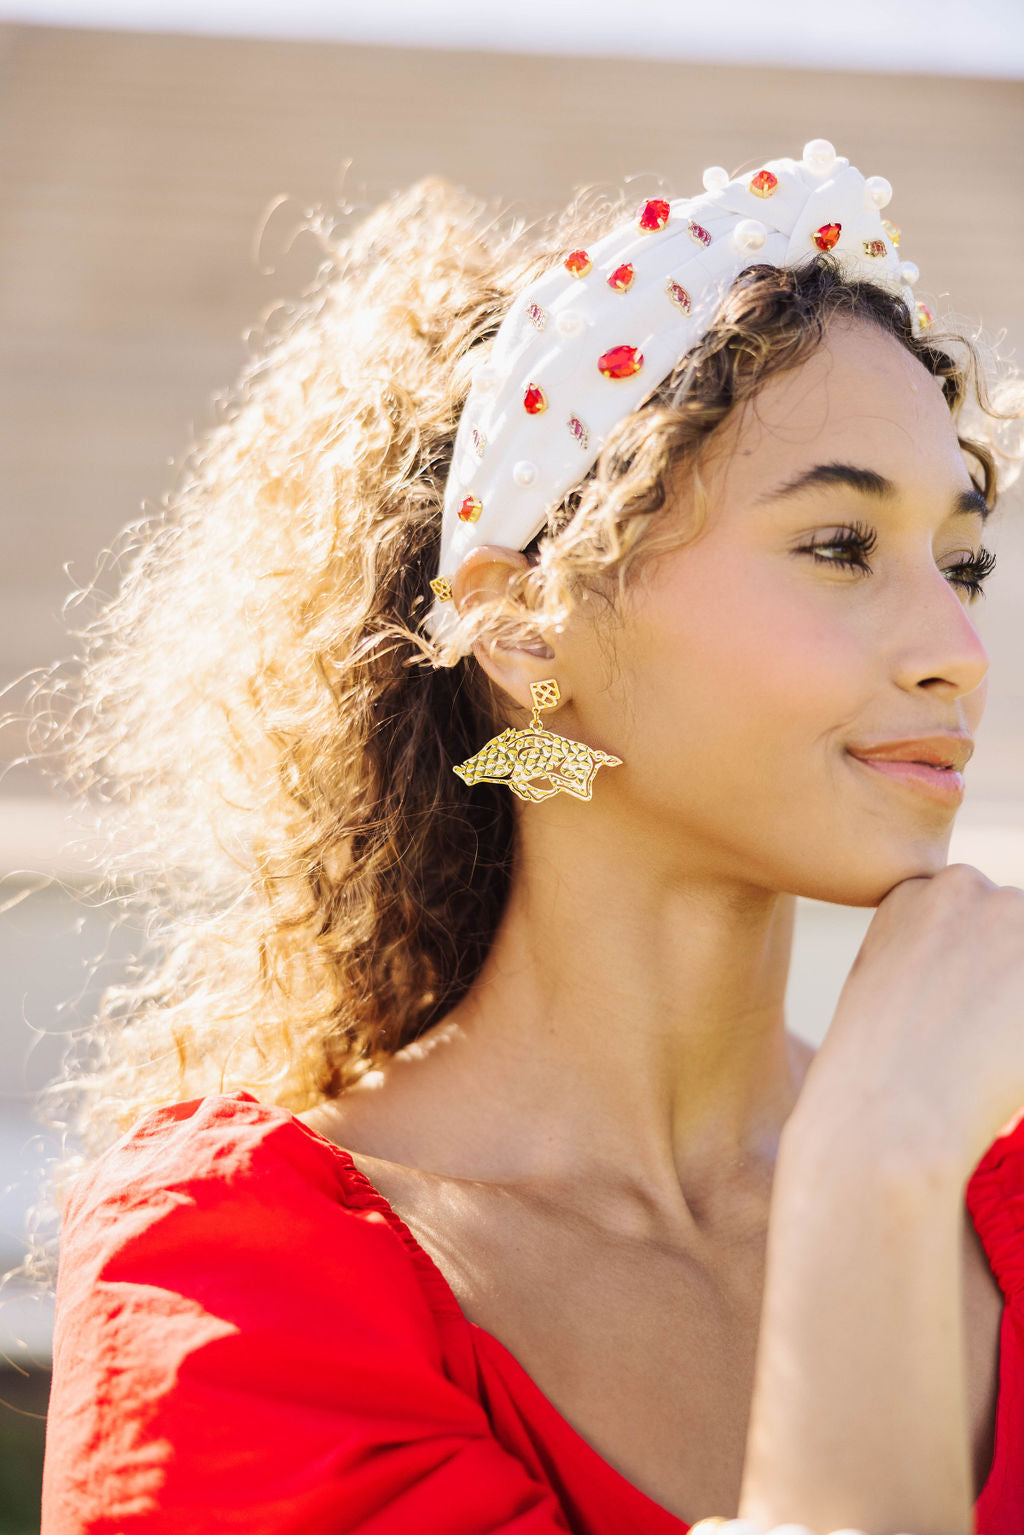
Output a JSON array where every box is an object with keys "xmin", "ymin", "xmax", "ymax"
[
  {"xmin": 951, "ymin": 546, "xmax": 994, "ymax": 598},
  {"xmin": 804, "ymin": 515, "xmax": 878, "ymax": 571},
  {"xmin": 799, "ymin": 523, "xmax": 997, "ymax": 601}
]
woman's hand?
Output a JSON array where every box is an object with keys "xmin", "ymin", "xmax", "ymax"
[
  {"xmin": 739, "ymin": 862, "xmax": 1024, "ymax": 1534},
  {"xmin": 790, "ymin": 861, "xmax": 1024, "ymax": 1180}
]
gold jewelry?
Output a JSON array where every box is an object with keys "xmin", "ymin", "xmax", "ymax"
[{"xmin": 452, "ymin": 677, "xmax": 623, "ymax": 803}]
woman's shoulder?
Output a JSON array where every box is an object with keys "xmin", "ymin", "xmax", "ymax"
[
  {"xmin": 44, "ymin": 1099, "xmax": 574, "ymax": 1533},
  {"xmin": 67, "ymin": 1089, "xmax": 355, "ymax": 1226},
  {"xmin": 59, "ymin": 1089, "xmax": 444, "ymax": 1332}
]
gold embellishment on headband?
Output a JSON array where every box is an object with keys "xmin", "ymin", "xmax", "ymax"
[
  {"xmin": 564, "ymin": 249, "xmax": 592, "ymax": 278},
  {"xmin": 523, "ymin": 383, "xmax": 548, "ymax": 415},
  {"xmin": 458, "ymin": 496, "xmax": 482, "ymax": 523},
  {"xmin": 863, "ymin": 238, "xmax": 887, "ymax": 258},
  {"xmin": 607, "ymin": 262, "xmax": 635, "ymax": 293},
  {"xmin": 916, "ymin": 302, "xmax": 934, "ymax": 332},
  {"xmin": 598, "ymin": 344, "xmax": 644, "ymax": 380},
  {"xmin": 430, "ymin": 576, "xmax": 453, "ymax": 601},
  {"xmin": 882, "ymin": 218, "xmax": 901, "ymax": 246}
]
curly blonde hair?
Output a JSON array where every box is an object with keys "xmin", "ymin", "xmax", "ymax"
[{"xmin": 29, "ymin": 173, "xmax": 1019, "ymax": 1168}]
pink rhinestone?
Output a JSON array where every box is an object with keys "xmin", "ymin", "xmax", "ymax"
[
  {"xmin": 471, "ymin": 426, "xmax": 486, "ymax": 458},
  {"xmin": 665, "ymin": 279, "xmax": 691, "ymax": 313},
  {"xmin": 567, "ymin": 415, "xmax": 590, "ymax": 450},
  {"xmin": 688, "ymin": 220, "xmax": 712, "ymax": 248},
  {"xmin": 862, "ymin": 239, "xmax": 887, "ymax": 258},
  {"xmin": 526, "ymin": 301, "xmax": 547, "ymax": 330}
]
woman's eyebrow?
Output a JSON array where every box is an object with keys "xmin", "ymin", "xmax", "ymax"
[{"xmin": 754, "ymin": 461, "xmax": 990, "ymax": 522}]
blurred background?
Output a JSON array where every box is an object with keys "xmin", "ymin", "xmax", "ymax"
[{"xmin": 1, "ymin": 2, "xmax": 1022, "ymax": 1529}]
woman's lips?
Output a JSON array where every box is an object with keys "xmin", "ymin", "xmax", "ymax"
[{"xmin": 848, "ymin": 751, "xmax": 965, "ymax": 804}]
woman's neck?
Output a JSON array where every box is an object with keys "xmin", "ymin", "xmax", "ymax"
[{"xmin": 332, "ymin": 809, "xmax": 811, "ymax": 1226}]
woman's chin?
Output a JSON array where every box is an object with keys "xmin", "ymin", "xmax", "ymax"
[{"xmin": 789, "ymin": 833, "xmax": 955, "ymax": 908}]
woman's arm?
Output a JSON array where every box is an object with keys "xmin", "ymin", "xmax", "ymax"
[
  {"xmin": 740, "ymin": 1107, "xmax": 972, "ymax": 1534},
  {"xmin": 738, "ymin": 863, "xmax": 1024, "ymax": 1534}
]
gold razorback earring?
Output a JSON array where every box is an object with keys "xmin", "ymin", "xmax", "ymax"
[{"xmin": 453, "ymin": 678, "xmax": 623, "ymax": 803}]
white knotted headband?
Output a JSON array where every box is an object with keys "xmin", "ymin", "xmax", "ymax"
[{"xmin": 425, "ymin": 138, "xmax": 930, "ymax": 654}]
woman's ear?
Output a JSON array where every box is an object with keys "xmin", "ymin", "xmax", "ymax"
[
  {"xmin": 451, "ymin": 546, "xmax": 559, "ymax": 708},
  {"xmin": 452, "ymin": 545, "xmax": 555, "ymax": 658}
]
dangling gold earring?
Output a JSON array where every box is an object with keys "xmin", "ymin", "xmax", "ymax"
[{"xmin": 453, "ymin": 678, "xmax": 623, "ymax": 803}]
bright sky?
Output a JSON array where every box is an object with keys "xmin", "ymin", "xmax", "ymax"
[{"xmin": 4, "ymin": 0, "xmax": 1024, "ymax": 77}]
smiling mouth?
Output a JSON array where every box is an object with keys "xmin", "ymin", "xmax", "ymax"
[{"xmin": 847, "ymin": 752, "xmax": 965, "ymax": 805}]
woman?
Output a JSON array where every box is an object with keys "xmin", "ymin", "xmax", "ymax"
[{"xmin": 37, "ymin": 140, "xmax": 1024, "ymax": 1534}]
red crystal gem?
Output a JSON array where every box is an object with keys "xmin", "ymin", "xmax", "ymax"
[
  {"xmin": 665, "ymin": 279, "xmax": 691, "ymax": 313},
  {"xmin": 523, "ymin": 383, "xmax": 548, "ymax": 415},
  {"xmin": 567, "ymin": 415, "xmax": 590, "ymax": 450},
  {"xmin": 750, "ymin": 169, "xmax": 778, "ymax": 199},
  {"xmin": 597, "ymin": 344, "xmax": 643, "ymax": 380},
  {"xmin": 862, "ymin": 239, "xmax": 887, "ymax": 259},
  {"xmin": 915, "ymin": 302, "xmax": 934, "ymax": 332},
  {"xmin": 607, "ymin": 262, "xmax": 635, "ymax": 293},
  {"xmin": 458, "ymin": 495, "xmax": 483, "ymax": 523},
  {"xmin": 564, "ymin": 249, "xmax": 592, "ymax": 278},
  {"xmin": 688, "ymin": 220, "xmax": 712, "ymax": 248},
  {"xmin": 812, "ymin": 222, "xmax": 841, "ymax": 252},
  {"xmin": 638, "ymin": 198, "xmax": 670, "ymax": 232}
]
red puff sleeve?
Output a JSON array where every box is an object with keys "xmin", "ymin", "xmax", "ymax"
[
  {"xmin": 40, "ymin": 1091, "xmax": 573, "ymax": 1535},
  {"xmin": 966, "ymin": 1109, "xmax": 1024, "ymax": 1534}
]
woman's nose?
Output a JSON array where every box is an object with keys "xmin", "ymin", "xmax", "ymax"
[{"xmin": 889, "ymin": 570, "xmax": 991, "ymax": 700}]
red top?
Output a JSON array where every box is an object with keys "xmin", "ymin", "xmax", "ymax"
[{"xmin": 40, "ymin": 1090, "xmax": 1024, "ymax": 1534}]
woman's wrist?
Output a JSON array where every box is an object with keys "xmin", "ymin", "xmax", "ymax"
[
  {"xmin": 737, "ymin": 1104, "xmax": 972, "ymax": 1534},
  {"xmin": 780, "ymin": 1080, "xmax": 970, "ymax": 1199}
]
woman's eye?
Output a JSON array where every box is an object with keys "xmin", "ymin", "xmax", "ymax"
[
  {"xmin": 798, "ymin": 521, "xmax": 877, "ymax": 573},
  {"xmin": 804, "ymin": 541, "xmax": 871, "ymax": 571},
  {"xmin": 943, "ymin": 546, "xmax": 997, "ymax": 600},
  {"xmin": 796, "ymin": 524, "xmax": 996, "ymax": 602}
]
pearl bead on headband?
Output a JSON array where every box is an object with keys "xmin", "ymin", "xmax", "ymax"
[{"xmin": 424, "ymin": 138, "xmax": 931, "ymax": 655}]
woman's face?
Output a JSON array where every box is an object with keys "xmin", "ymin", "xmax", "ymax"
[{"xmin": 576, "ymin": 317, "xmax": 992, "ymax": 907}]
